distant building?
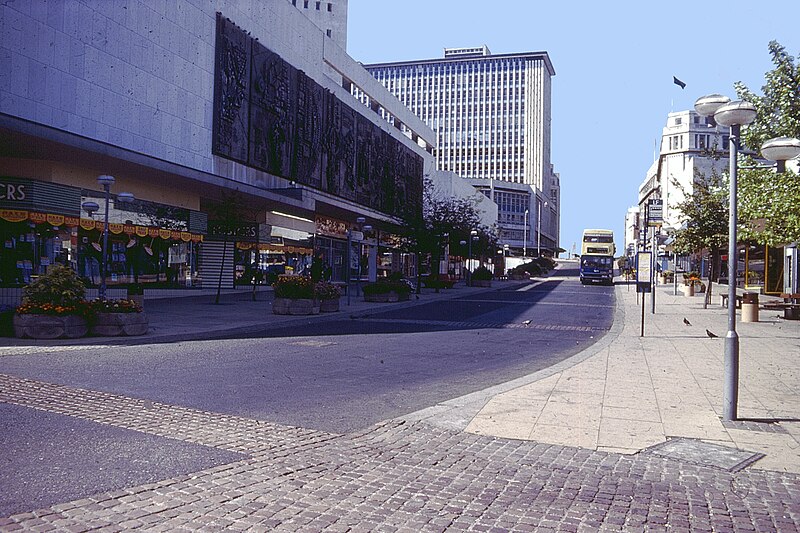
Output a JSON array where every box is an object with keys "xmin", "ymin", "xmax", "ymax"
[{"xmin": 362, "ymin": 46, "xmax": 560, "ymax": 256}]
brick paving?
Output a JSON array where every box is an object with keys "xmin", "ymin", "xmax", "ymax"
[{"xmin": 2, "ymin": 373, "xmax": 800, "ymax": 531}]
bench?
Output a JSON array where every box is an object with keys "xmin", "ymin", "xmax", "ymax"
[
  {"xmin": 763, "ymin": 293, "xmax": 800, "ymax": 320},
  {"xmin": 720, "ymin": 294, "xmax": 743, "ymax": 309}
]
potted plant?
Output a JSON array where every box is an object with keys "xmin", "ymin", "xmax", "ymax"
[
  {"xmin": 470, "ymin": 266, "xmax": 493, "ymax": 287},
  {"xmin": 362, "ymin": 280, "xmax": 412, "ymax": 302},
  {"xmin": 13, "ymin": 265, "xmax": 91, "ymax": 339},
  {"xmin": 315, "ymin": 281, "xmax": 342, "ymax": 312},
  {"xmin": 272, "ymin": 275, "xmax": 320, "ymax": 315},
  {"xmin": 88, "ymin": 298, "xmax": 148, "ymax": 336}
]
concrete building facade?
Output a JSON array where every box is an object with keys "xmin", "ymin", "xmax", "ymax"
[
  {"xmin": 362, "ymin": 46, "xmax": 559, "ymax": 256},
  {"xmin": 0, "ymin": 0, "xmax": 433, "ymax": 298}
]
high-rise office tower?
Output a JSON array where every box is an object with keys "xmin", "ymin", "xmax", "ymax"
[{"xmin": 363, "ymin": 46, "xmax": 559, "ymax": 254}]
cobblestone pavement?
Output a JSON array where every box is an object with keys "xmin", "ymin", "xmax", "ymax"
[{"xmin": 2, "ymin": 374, "xmax": 800, "ymax": 532}]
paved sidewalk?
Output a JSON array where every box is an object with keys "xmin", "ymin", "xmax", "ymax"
[
  {"xmin": 414, "ymin": 279, "xmax": 800, "ymax": 473},
  {"xmin": 0, "ymin": 283, "xmax": 491, "ymax": 349}
]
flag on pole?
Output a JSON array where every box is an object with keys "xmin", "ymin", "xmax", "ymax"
[{"xmin": 673, "ymin": 76, "xmax": 686, "ymax": 89}]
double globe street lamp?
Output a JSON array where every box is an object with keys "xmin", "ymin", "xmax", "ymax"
[
  {"xmin": 81, "ymin": 175, "xmax": 134, "ymax": 300},
  {"xmin": 694, "ymin": 94, "xmax": 800, "ymax": 421}
]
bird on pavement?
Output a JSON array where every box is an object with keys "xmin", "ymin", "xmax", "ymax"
[
  {"xmin": 522, "ymin": 319, "xmax": 532, "ymax": 327},
  {"xmin": 683, "ymin": 317, "xmax": 692, "ymax": 326},
  {"xmin": 706, "ymin": 329, "xmax": 718, "ymax": 338}
]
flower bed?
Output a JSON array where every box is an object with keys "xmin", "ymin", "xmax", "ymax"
[
  {"xmin": 362, "ymin": 280, "xmax": 412, "ymax": 303},
  {"xmin": 87, "ymin": 299, "xmax": 148, "ymax": 336}
]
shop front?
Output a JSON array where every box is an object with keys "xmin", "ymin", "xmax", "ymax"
[{"xmin": 1, "ymin": 177, "xmax": 206, "ymax": 291}]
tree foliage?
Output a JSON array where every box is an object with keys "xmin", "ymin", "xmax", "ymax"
[
  {"xmin": 671, "ymin": 172, "xmax": 728, "ymax": 256},
  {"xmin": 734, "ymin": 40, "xmax": 800, "ymax": 246},
  {"xmin": 402, "ymin": 178, "xmax": 498, "ymax": 275}
]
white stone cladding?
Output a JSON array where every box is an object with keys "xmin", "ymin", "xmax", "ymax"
[{"xmin": 0, "ymin": 0, "xmax": 431, "ymax": 189}]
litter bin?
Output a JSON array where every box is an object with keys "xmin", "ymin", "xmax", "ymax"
[{"xmin": 742, "ymin": 292, "xmax": 759, "ymax": 322}]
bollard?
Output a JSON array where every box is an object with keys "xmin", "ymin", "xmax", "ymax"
[{"xmin": 742, "ymin": 292, "xmax": 759, "ymax": 323}]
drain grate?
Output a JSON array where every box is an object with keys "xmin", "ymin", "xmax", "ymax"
[
  {"xmin": 643, "ymin": 438, "xmax": 764, "ymax": 472},
  {"xmin": 721, "ymin": 419, "xmax": 789, "ymax": 434}
]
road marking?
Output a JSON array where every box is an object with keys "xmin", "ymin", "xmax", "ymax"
[
  {"xmin": 516, "ymin": 284, "xmax": 538, "ymax": 292},
  {"xmin": 457, "ymin": 298, "xmax": 613, "ymax": 309},
  {"xmin": 358, "ymin": 318, "xmax": 607, "ymax": 332},
  {"xmin": 289, "ymin": 340, "xmax": 338, "ymax": 347},
  {"xmin": 0, "ymin": 345, "xmax": 113, "ymax": 356}
]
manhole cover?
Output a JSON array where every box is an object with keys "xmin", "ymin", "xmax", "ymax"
[{"xmin": 643, "ymin": 438, "xmax": 764, "ymax": 472}]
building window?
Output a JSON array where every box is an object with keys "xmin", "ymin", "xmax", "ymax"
[
  {"xmin": 675, "ymin": 117, "xmax": 682, "ymax": 126},
  {"xmin": 327, "ymin": 2, "xmax": 332, "ymax": 11},
  {"xmin": 326, "ymin": 29, "xmax": 332, "ymax": 37},
  {"xmin": 303, "ymin": 0, "xmax": 308, "ymax": 7},
  {"xmin": 316, "ymin": 1, "xmax": 321, "ymax": 10}
]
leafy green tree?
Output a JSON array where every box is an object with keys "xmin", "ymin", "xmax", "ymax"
[
  {"xmin": 402, "ymin": 178, "xmax": 496, "ymax": 291},
  {"xmin": 671, "ymin": 171, "xmax": 728, "ymax": 282},
  {"xmin": 734, "ymin": 40, "xmax": 800, "ymax": 246}
]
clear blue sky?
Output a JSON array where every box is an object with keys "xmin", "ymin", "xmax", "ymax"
[{"xmin": 346, "ymin": 0, "xmax": 799, "ymax": 257}]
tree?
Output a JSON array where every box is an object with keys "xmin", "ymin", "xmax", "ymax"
[
  {"xmin": 206, "ymin": 192, "xmax": 259, "ymax": 304},
  {"xmin": 402, "ymin": 178, "xmax": 496, "ymax": 291},
  {"xmin": 671, "ymin": 170, "xmax": 728, "ymax": 282},
  {"xmin": 734, "ymin": 40, "xmax": 800, "ymax": 247}
]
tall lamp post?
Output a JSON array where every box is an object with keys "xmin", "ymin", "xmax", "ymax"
[
  {"xmin": 346, "ymin": 217, "xmax": 370, "ymax": 306},
  {"xmin": 695, "ymin": 94, "xmax": 800, "ymax": 421},
  {"xmin": 82, "ymin": 175, "xmax": 134, "ymax": 300},
  {"xmin": 463, "ymin": 229, "xmax": 479, "ymax": 286},
  {"xmin": 523, "ymin": 209, "xmax": 529, "ymax": 257},
  {"xmin": 537, "ymin": 200, "xmax": 549, "ymax": 257}
]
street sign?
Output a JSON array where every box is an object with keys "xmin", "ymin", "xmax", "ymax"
[
  {"xmin": 648, "ymin": 199, "xmax": 663, "ymax": 226},
  {"xmin": 636, "ymin": 251, "xmax": 652, "ymax": 293}
]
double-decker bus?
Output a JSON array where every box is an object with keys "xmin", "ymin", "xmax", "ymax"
[{"xmin": 580, "ymin": 229, "xmax": 615, "ymax": 285}]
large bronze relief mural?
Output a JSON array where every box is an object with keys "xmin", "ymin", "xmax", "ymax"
[
  {"xmin": 212, "ymin": 15, "xmax": 250, "ymax": 163},
  {"xmin": 211, "ymin": 14, "xmax": 422, "ymax": 220}
]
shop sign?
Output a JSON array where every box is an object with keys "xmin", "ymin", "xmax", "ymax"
[
  {"xmin": 207, "ymin": 221, "xmax": 258, "ymax": 241},
  {"xmin": 0, "ymin": 209, "xmax": 28, "ymax": 223},
  {"xmin": 0, "ymin": 181, "xmax": 27, "ymax": 201},
  {"xmin": 46, "ymin": 214, "xmax": 65, "ymax": 226}
]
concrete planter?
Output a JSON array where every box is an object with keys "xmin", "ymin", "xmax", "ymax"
[
  {"xmin": 272, "ymin": 297, "xmax": 320, "ymax": 315},
  {"xmin": 319, "ymin": 298, "xmax": 340, "ymax": 313},
  {"xmin": 13, "ymin": 314, "xmax": 88, "ymax": 339},
  {"xmin": 364, "ymin": 291, "xmax": 410, "ymax": 303},
  {"xmin": 681, "ymin": 284, "xmax": 695, "ymax": 297},
  {"xmin": 90, "ymin": 312, "xmax": 149, "ymax": 336}
]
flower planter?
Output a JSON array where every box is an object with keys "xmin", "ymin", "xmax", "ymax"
[
  {"xmin": 364, "ymin": 291, "xmax": 410, "ymax": 303},
  {"xmin": 90, "ymin": 312, "xmax": 149, "ymax": 336},
  {"xmin": 272, "ymin": 297, "xmax": 320, "ymax": 315},
  {"xmin": 13, "ymin": 314, "xmax": 88, "ymax": 339},
  {"xmin": 681, "ymin": 284, "xmax": 695, "ymax": 297},
  {"xmin": 319, "ymin": 298, "xmax": 340, "ymax": 313}
]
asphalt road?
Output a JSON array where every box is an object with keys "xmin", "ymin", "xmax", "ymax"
[
  {"xmin": 0, "ymin": 267, "xmax": 614, "ymax": 434},
  {"xmin": 0, "ymin": 265, "xmax": 615, "ymax": 516}
]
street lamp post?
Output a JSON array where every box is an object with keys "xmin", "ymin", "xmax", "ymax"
[
  {"xmin": 346, "ymin": 216, "xmax": 367, "ymax": 306},
  {"xmin": 523, "ymin": 209, "xmax": 529, "ymax": 257},
  {"xmin": 464, "ymin": 230, "xmax": 478, "ymax": 286},
  {"xmin": 694, "ymin": 95, "xmax": 756, "ymax": 421},
  {"xmin": 694, "ymin": 95, "xmax": 800, "ymax": 420},
  {"xmin": 82, "ymin": 175, "xmax": 134, "ymax": 300},
  {"xmin": 537, "ymin": 201, "xmax": 548, "ymax": 257}
]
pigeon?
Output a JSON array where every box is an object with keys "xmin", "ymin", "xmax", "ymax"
[
  {"xmin": 522, "ymin": 319, "xmax": 532, "ymax": 327},
  {"xmin": 683, "ymin": 317, "xmax": 692, "ymax": 326},
  {"xmin": 706, "ymin": 329, "xmax": 718, "ymax": 338}
]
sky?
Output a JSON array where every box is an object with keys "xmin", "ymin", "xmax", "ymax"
[{"xmin": 345, "ymin": 0, "xmax": 800, "ymax": 257}]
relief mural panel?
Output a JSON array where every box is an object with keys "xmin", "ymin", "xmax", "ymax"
[{"xmin": 212, "ymin": 14, "xmax": 422, "ymax": 221}]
